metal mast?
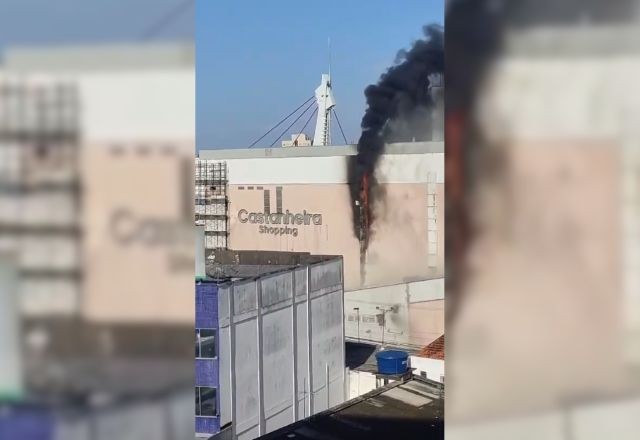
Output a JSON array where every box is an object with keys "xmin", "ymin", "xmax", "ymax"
[{"xmin": 312, "ymin": 74, "xmax": 335, "ymax": 146}]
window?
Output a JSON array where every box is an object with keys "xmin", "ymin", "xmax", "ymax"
[
  {"xmin": 195, "ymin": 329, "xmax": 216, "ymax": 359},
  {"xmin": 263, "ymin": 189, "xmax": 271, "ymax": 214},
  {"xmin": 362, "ymin": 315, "xmax": 377, "ymax": 324},
  {"xmin": 276, "ymin": 186, "xmax": 283, "ymax": 214},
  {"xmin": 195, "ymin": 386, "xmax": 217, "ymax": 417}
]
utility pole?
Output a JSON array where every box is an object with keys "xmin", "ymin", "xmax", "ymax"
[
  {"xmin": 381, "ymin": 311, "xmax": 385, "ymax": 347},
  {"xmin": 376, "ymin": 306, "xmax": 392, "ymax": 348},
  {"xmin": 353, "ymin": 307, "xmax": 360, "ymax": 343}
]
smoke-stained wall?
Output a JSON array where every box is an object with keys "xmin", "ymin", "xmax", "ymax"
[
  {"xmin": 218, "ymin": 148, "xmax": 444, "ymax": 290},
  {"xmin": 350, "ymin": 25, "xmax": 444, "ymax": 256}
]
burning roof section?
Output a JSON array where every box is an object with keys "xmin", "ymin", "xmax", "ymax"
[{"xmin": 418, "ymin": 334, "xmax": 444, "ymax": 360}]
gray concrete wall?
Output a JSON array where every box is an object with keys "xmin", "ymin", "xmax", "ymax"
[{"xmin": 217, "ymin": 258, "xmax": 345, "ymax": 439}]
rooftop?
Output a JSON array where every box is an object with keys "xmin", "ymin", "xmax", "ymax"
[
  {"xmin": 256, "ymin": 376, "xmax": 444, "ymax": 440},
  {"xmin": 24, "ymin": 357, "xmax": 193, "ymax": 409},
  {"xmin": 345, "ymin": 341, "xmax": 420, "ymax": 374},
  {"xmin": 1, "ymin": 354, "xmax": 192, "ymax": 438},
  {"xmin": 198, "ymin": 141, "xmax": 443, "ymax": 160},
  {"xmin": 418, "ymin": 334, "xmax": 445, "ymax": 360},
  {"xmin": 1, "ymin": 42, "xmax": 194, "ymax": 71},
  {"xmin": 203, "ymin": 249, "xmax": 341, "ymax": 282},
  {"xmin": 506, "ymin": 24, "xmax": 640, "ymax": 56}
]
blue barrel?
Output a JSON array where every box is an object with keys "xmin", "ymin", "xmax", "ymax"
[{"xmin": 375, "ymin": 350, "xmax": 409, "ymax": 375}]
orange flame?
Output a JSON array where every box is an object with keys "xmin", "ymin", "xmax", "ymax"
[{"xmin": 360, "ymin": 173, "xmax": 370, "ymax": 249}]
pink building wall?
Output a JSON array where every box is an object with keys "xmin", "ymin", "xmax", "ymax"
[
  {"xmin": 228, "ymin": 182, "xmax": 443, "ymax": 290},
  {"xmin": 409, "ymin": 300, "xmax": 445, "ymax": 346},
  {"xmin": 83, "ymin": 146, "xmax": 194, "ymax": 323}
]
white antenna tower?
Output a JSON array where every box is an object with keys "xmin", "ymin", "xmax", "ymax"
[
  {"xmin": 313, "ymin": 38, "xmax": 336, "ymax": 146},
  {"xmin": 328, "ymin": 37, "xmax": 332, "ymax": 79}
]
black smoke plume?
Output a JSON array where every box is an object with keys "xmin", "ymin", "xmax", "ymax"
[{"xmin": 348, "ymin": 24, "xmax": 444, "ymax": 247}]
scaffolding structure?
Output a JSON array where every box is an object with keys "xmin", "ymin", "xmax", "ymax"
[
  {"xmin": 0, "ymin": 78, "xmax": 82, "ymax": 315},
  {"xmin": 195, "ymin": 158, "xmax": 229, "ymax": 250}
]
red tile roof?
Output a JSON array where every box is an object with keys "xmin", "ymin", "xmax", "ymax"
[{"xmin": 418, "ymin": 334, "xmax": 444, "ymax": 360}]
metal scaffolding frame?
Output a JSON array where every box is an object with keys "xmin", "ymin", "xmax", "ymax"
[
  {"xmin": 0, "ymin": 78, "xmax": 82, "ymax": 315},
  {"xmin": 195, "ymin": 159, "xmax": 229, "ymax": 249}
]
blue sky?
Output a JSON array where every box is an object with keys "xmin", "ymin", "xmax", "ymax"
[
  {"xmin": 0, "ymin": 0, "xmax": 193, "ymax": 48},
  {"xmin": 0, "ymin": 0, "xmax": 443, "ymax": 150},
  {"xmin": 197, "ymin": 0, "xmax": 444, "ymax": 148}
]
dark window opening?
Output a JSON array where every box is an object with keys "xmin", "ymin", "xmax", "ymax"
[
  {"xmin": 195, "ymin": 386, "xmax": 217, "ymax": 417},
  {"xmin": 276, "ymin": 186, "xmax": 283, "ymax": 214},
  {"xmin": 196, "ymin": 329, "xmax": 216, "ymax": 359},
  {"xmin": 263, "ymin": 189, "xmax": 271, "ymax": 214}
]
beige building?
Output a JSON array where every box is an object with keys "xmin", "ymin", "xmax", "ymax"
[
  {"xmin": 281, "ymin": 133, "xmax": 312, "ymax": 147},
  {"xmin": 83, "ymin": 145, "xmax": 194, "ymax": 323},
  {"xmin": 0, "ymin": 43, "xmax": 195, "ymax": 324},
  {"xmin": 198, "ymin": 142, "xmax": 443, "ymax": 289},
  {"xmin": 447, "ymin": 24, "xmax": 639, "ymax": 424},
  {"xmin": 198, "ymin": 141, "xmax": 444, "ymax": 346}
]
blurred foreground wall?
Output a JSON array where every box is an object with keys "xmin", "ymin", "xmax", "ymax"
[
  {"xmin": 0, "ymin": 43, "xmax": 195, "ymax": 326},
  {"xmin": 446, "ymin": 2, "xmax": 640, "ymax": 437},
  {"xmin": 0, "ymin": 41, "xmax": 195, "ymax": 439}
]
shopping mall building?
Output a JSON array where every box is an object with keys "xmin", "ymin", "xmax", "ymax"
[{"xmin": 197, "ymin": 141, "xmax": 444, "ymax": 347}]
